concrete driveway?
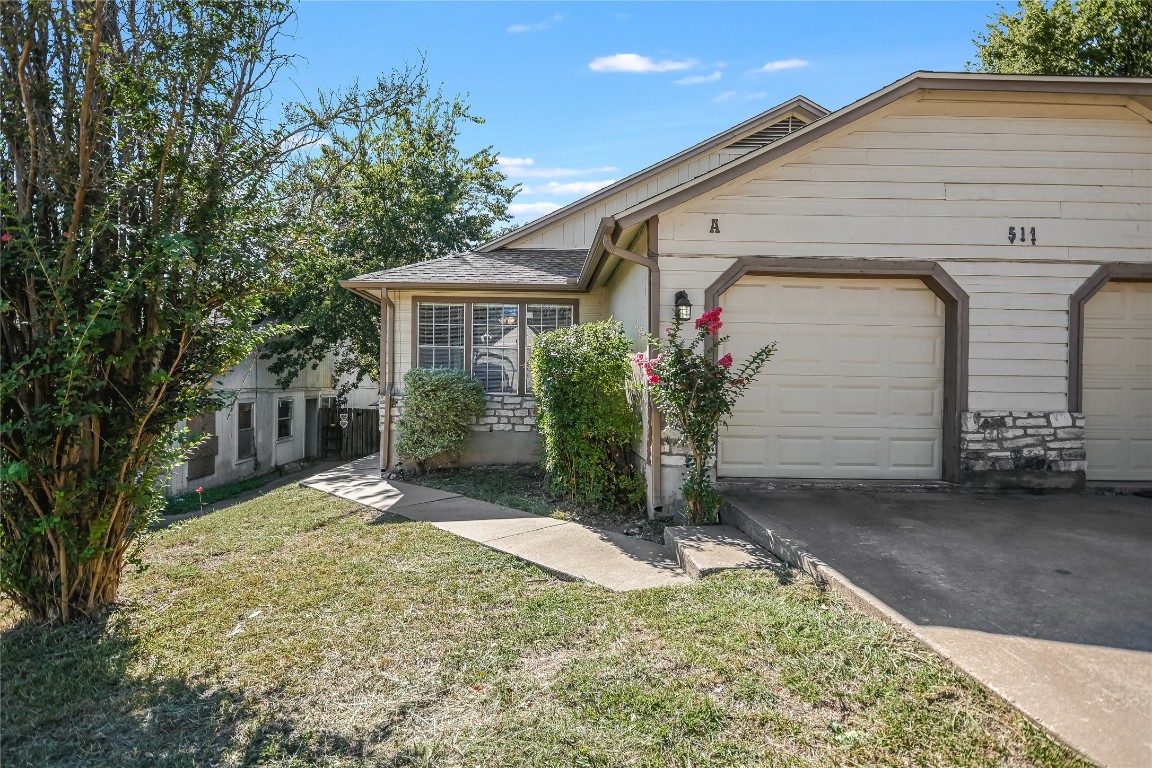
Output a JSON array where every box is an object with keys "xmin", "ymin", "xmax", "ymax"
[{"xmin": 721, "ymin": 487, "xmax": 1152, "ymax": 768}]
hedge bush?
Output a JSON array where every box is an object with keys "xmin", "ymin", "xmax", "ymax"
[
  {"xmin": 395, "ymin": 368, "xmax": 486, "ymax": 472},
  {"xmin": 529, "ymin": 320, "xmax": 644, "ymax": 512}
]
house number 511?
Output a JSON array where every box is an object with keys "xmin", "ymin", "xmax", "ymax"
[{"xmin": 1008, "ymin": 225, "xmax": 1036, "ymax": 245}]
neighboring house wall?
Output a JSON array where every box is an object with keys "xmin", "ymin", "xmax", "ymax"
[
  {"xmin": 650, "ymin": 89, "xmax": 1149, "ymax": 496},
  {"xmin": 168, "ymin": 351, "xmax": 378, "ymax": 497}
]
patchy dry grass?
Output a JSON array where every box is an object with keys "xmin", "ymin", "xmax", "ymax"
[{"xmin": 2, "ymin": 485, "xmax": 1090, "ymax": 767}]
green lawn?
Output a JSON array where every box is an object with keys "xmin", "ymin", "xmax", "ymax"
[{"xmin": 2, "ymin": 485, "xmax": 1089, "ymax": 767}]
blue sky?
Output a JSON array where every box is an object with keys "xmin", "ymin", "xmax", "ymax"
[{"xmin": 277, "ymin": 1, "xmax": 1005, "ymax": 224}]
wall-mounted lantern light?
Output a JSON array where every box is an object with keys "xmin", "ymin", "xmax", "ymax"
[{"xmin": 674, "ymin": 290, "xmax": 693, "ymax": 322}]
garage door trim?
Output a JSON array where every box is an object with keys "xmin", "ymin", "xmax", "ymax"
[
  {"xmin": 704, "ymin": 257, "xmax": 969, "ymax": 483},
  {"xmin": 1067, "ymin": 262, "xmax": 1152, "ymax": 413}
]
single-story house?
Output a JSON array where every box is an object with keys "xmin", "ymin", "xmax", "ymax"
[
  {"xmin": 167, "ymin": 349, "xmax": 377, "ymax": 497},
  {"xmin": 341, "ymin": 71, "xmax": 1152, "ymax": 512}
]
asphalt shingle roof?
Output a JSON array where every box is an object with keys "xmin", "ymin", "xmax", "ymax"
[{"xmin": 350, "ymin": 249, "xmax": 586, "ymax": 286}]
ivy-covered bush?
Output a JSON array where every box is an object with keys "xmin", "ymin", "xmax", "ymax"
[
  {"xmin": 395, "ymin": 368, "xmax": 486, "ymax": 472},
  {"xmin": 529, "ymin": 320, "xmax": 644, "ymax": 512}
]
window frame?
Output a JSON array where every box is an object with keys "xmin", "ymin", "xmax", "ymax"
[
  {"xmin": 276, "ymin": 397, "xmax": 293, "ymax": 441},
  {"xmin": 236, "ymin": 400, "xmax": 256, "ymax": 461},
  {"xmin": 412, "ymin": 296, "xmax": 579, "ymax": 395}
]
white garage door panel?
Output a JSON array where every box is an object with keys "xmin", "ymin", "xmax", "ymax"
[
  {"xmin": 1083, "ymin": 282, "xmax": 1152, "ymax": 481},
  {"xmin": 719, "ymin": 276, "xmax": 944, "ymax": 479}
]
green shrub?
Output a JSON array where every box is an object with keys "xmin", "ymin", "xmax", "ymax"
[
  {"xmin": 529, "ymin": 320, "xmax": 644, "ymax": 512},
  {"xmin": 396, "ymin": 369, "xmax": 486, "ymax": 471}
]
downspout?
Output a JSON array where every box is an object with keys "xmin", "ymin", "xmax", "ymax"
[
  {"xmin": 378, "ymin": 287, "xmax": 396, "ymax": 472},
  {"xmin": 601, "ymin": 216, "xmax": 663, "ymax": 514}
]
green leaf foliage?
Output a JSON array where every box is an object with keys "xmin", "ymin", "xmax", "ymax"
[
  {"xmin": 0, "ymin": 0, "xmax": 427, "ymax": 623},
  {"xmin": 395, "ymin": 369, "xmax": 486, "ymax": 470},
  {"xmin": 529, "ymin": 320, "xmax": 644, "ymax": 513},
  {"xmin": 261, "ymin": 81, "xmax": 518, "ymax": 395},
  {"xmin": 970, "ymin": 0, "xmax": 1152, "ymax": 76}
]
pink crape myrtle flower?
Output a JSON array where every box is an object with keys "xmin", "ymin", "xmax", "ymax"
[
  {"xmin": 695, "ymin": 307, "xmax": 723, "ymax": 335},
  {"xmin": 718, "ymin": 353, "xmax": 733, "ymax": 369},
  {"xmin": 1, "ymin": 233, "xmax": 13, "ymax": 243}
]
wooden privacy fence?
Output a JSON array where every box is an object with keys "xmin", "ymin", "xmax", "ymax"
[{"xmin": 319, "ymin": 406, "xmax": 379, "ymax": 460}]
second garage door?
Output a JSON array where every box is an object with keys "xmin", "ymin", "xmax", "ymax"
[
  {"xmin": 718, "ymin": 275, "xmax": 945, "ymax": 479},
  {"xmin": 1083, "ymin": 281, "xmax": 1152, "ymax": 481}
]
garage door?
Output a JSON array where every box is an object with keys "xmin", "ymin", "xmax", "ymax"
[
  {"xmin": 1083, "ymin": 282, "xmax": 1152, "ymax": 481},
  {"xmin": 718, "ymin": 276, "xmax": 944, "ymax": 479}
]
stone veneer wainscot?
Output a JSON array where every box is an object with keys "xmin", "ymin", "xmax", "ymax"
[
  {"xmin": 960, "ymin": 410, "xmax": 1086, "ymax": 488},
  {"xmin": 382, "ymin": 393, "xmax": 539, "ymax": 434}
]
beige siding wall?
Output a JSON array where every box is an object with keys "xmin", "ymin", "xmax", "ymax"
[
  {"xmin": 660, "ymin": 91, "xmax": 1152, "ymax": 410},
  {"xmin": 604, "ymin": 260, "xmax": 650, "ymax": 346},
  {"xmin": 390, "ymin": 288, "xmax": 607, "ymax": 389}
]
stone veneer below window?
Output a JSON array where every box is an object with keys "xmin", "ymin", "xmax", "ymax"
[{"xmin": 382, "ymin": 393, "xmax": 538, "ymax": 435}]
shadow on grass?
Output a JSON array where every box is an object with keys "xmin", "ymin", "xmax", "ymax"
[{"xmin": 0, "ymin": 610, "xmax": 445, "ymax": 768}]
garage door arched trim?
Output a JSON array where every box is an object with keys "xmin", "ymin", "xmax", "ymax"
[
  {"xmin": 1067, "ymin": 262, "xmax": 1152, "ymax": 413},
  {"xmin": 703, "ymin": 257, "xmax": 969, "ymax": 483}
]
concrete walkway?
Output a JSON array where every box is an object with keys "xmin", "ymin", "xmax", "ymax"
[
  {"xmin": 302, "ymin": 455, "xmax": 691, "ymax": 591},
  {"xmin": 723, "ymin": 488, "xmax": 1152, "ymax": 768}
]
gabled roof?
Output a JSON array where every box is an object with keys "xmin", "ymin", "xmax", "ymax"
[
  {"xmin": 340, "ymin": 70, "xmax": 1152, "ymax": 305},
  {"xmin": 340, "ymin": 248, "xmax": 586, "ymax": 299},
  {"xmin": 480, "ymin": 95, "xmax": 828, "ymax": 251},
  {"xmin": 611, "ymin": 71, "xmax": 1152, "ymax": 229}
]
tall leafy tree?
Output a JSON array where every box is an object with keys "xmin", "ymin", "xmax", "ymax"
[
  {"xmin": 262, "ymin": 85, "xmax": 517, "ymax": 391},
  {"xmin": 971, "ymin": 0, "xmax": 1152, "ymax": 76},
  {"xmin": 0, "ymin": 0, "xmax": 424, "ymax": 623}
]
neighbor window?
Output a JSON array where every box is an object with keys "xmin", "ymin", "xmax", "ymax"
[
  {"xmin": 277, "ymin": 397, "xmax": 293, "ymax": 439},
  {"xmin": 237, "ymin": 401, "xmax": 255, "ymax": 460},
  {"xmin": 415, "ymin": 299, "xmax": 575, "ymax": 394}
]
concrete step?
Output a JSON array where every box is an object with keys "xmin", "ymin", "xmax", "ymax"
[
  {"xmin": 663, "ymin": 524, "xmax": 782, "ymax": 579},
  {"xmin": 719, "ymin": 501, "xmax": 828, "ymax": 585}
]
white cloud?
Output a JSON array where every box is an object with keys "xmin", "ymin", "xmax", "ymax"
[
  {"xmin": 756, "ymin": 58, "xmax": 809, "ymax": 73},
  {"xmin": 711, "ymin": 90, "xmax": 770, "ymax": 104},
  {"xmin": 523, "ymin": 180, "xmax": 617, "ymax": 196},
  {"xmin": 509, "ymin": 202, "xmax": 562, "ymax": 218},
  {"xmin": 498, "ymin": 157, "xmax": 536, "ymax": 168},
  {"xmin": 506, "ymin": 13, "xmax": 563, "ymax": 33},
  {"xmin": 675, "ymin": 70, "xmax": 722, "ymax": 85},
  {"xmin": 498, "ymin": 157, "xmax": 618, "ymax": 179},
  {"xmin": 589, "ymin": 53, "xmax": 697, "ymax": 73}
]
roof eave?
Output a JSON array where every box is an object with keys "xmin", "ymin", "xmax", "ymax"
[{"xmin": 339, "ymin": 279, "xmax": 584, "ymax": 297}]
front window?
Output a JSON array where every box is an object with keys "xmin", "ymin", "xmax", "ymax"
[
  {"xmin": 277, "ymin": 398, "xmax": 293, "ymax": 439},
  {"xmin": 415, "ymin": 300, "xmax": 575, "ymax": 394},
  {"xmin": 237, "ymin": 401, "xmax": 255, "ymax": 459},
  {"xmin": 526, "ymin": 304, "xmax": 575, "ymax": 393},
  {"xmin": 417, "ymin": 302, "xmax": 465, "ymax": 370},
  {"xmin": 472, "ymin": 304, "xmax": 519, "ymax": 394}
]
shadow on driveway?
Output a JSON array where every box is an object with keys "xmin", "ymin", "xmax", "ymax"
[{"xmin": 722, "ymin": 487, "xmax": 1152, "ymax": 767}]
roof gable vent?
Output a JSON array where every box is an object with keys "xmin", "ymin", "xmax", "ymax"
[{"xmin": 725, "ymin": 116, "xmax": 807, "ymax": 151}]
